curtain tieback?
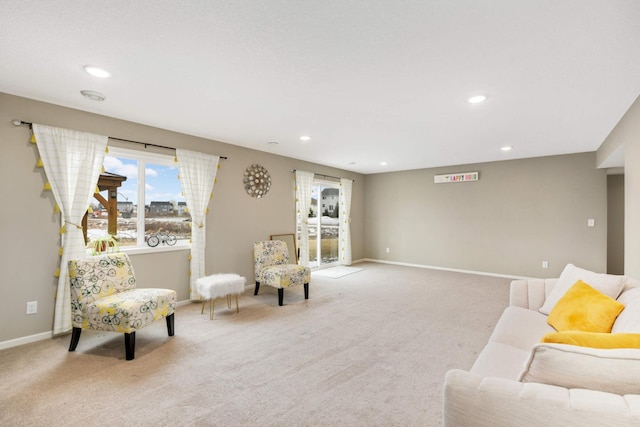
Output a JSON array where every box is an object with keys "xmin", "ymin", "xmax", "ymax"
[
  {"xmin": 198, "ymin": 223, "xmax": 204, "ymax": 228},
  {"xmin": 64, "ymin": 221, "xmax": 83, "ymax": 230}
]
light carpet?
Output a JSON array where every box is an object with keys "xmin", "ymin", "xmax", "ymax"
[
  {"xmin": 312, "ymin": 266, "xmax": 364, "ymax": 279},
  {"xmin": 0, "ymin": 262, "xmax": 510, "ymax": 426}
]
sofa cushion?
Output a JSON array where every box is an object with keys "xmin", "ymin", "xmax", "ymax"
[
  {"xmin": 519, "ymin": 343, "xmax": 640, "ymax": 395},
  {"xmin": 547, "ymin": 280, "xmax": 625, "ymax": 333},
  {"xmin": 488, "ymin": 306, "xmax": 555, "ymax": 351},
  {"xmin": 445, "ymin": 369, "xmax": 640, "ymax": 427},
  {"xmin": 613, "ymin": 287, "xmax": 640, "ymax": 333},
  {"xmin": 542, "ymin": 331, "xmax": 640, "ymax": 349},
  {"xmin": 470, "ymin": 342, "xmax": 531, "ymax": 380},
  {"xmin": 539, "ymin": 264, "xmax": 626, "ymax": 315}
]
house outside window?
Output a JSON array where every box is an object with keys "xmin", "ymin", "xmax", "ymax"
[
  {"xmin": 321, "ymin": 188, "xmax": 339, "ymax": 217},
  {"xmin": 86, "ymin": 147, "xmax": 191, "ymax": 251}
]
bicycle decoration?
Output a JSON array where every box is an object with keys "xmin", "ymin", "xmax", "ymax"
[{"xmin": 146, "ymin": 231, "xmax": 177, "ymax": 247}]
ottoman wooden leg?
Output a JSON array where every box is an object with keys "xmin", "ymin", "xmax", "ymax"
[{"xmin": 235, "ymin": 294, "xmax": 239, "ymax": 313}]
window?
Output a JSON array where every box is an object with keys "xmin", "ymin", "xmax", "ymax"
[{"xmin": 87, "ymin": 147, "xmax": 191, "ymax": 251}]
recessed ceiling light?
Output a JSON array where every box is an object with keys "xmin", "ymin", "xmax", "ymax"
[
  {"xmin": 83, "ymin": 65, "xmax": 111, "ymax": 78},
  {"xmin": 347, "ymin": 162, "xmax": 356, "ymax": 165},
  {"xmin": 299, "ymin": 135, "xmax": 311, "ymax": 142},
  {"xmin": 80, "ymin": 90, "xmax": 106, "ymax": 101},
  {"xmin": 501, "ymin": 146, "xmax": 513, "ymax": 152},
  {"xmin": 267, "ymin": 141, "xmax": 279, "ymax": 145},
  {"xmin": 468, "ymin": 95, "xmax": 487, "ymax": 104},
  {"xmin": 380, "ymin": 161, "xmax": 388, "ymax": 166}
]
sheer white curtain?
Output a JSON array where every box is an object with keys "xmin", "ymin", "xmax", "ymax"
[
  {"xmin": 295, "ymin": 170, "xmax": 314, "ymax": 266},
  {"xmin": 339, "ymin": 178, "xmax": 353, "ymax": 265},
  {"xmin": 176, "ymin": 149, "xmax": 219, "ymax": 300},
  {"xmin": 33, "ymin": 124, "xmax": 108, "ymax": 334}
]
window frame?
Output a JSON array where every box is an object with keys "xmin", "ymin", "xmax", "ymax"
[
  {"xmin": 300, "ymin": 177, "xmax": 341, "ymax": 268},
  {"xmin": 99, "ymin": 146, "xmax": 191, "ymax": 255}
]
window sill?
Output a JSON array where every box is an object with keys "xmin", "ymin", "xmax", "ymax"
[
  {"xmin": 85, "ymin": 242, "xmax": 191, "ymax": 256},
  {"xmin": 122, "ymin": 242, "xmax": 191, "ymax": 255}
]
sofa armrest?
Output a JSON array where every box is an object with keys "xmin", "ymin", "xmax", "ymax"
[
  {"xmin": 509, "ymin": 278, "xmax": 557, "ymax": 311},
  {"xmin": 443, "ymin": 369, "xmax": 640, "ymax": 427}
]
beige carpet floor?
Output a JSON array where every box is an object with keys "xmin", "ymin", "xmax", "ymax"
[{"xmin": 0, "ymin": 262, "xmax": 510, "ymax": 426}]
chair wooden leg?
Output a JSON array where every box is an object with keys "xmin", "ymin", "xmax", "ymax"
[
  {"xmin": 69, "ymin": 327, "xmax": 82, "ymax": 352},
  {"xmin": 278, "ymin": 288, "xmax": 284, "ymax": 306},
  {"xmin": 304, "ymin": 283, "xmax": 309, "ymax": 300},
  {"xmin": 166, "ymin": 313, "xmax": 175, "ymax": 336},
  {"xmin": 254, "ymin": 281, "xmax": 260, "ymax": 295},
  {"xmin": 125, "ymin": 332, "xmax": 136, "ymax": 360}
]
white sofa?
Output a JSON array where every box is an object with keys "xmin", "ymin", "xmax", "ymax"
[{"xmin": 444, "ymin": 268, "xmax": 640, "ymax": 426}]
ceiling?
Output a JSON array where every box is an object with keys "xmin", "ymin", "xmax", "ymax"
[{"xmin": 2, "ymin": 1, "xmax": 640, "ymax": 174}]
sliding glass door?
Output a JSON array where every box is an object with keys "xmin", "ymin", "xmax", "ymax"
[{"xmin": 303, "ymin": 179, "xmax": 340, "ymax": 268}]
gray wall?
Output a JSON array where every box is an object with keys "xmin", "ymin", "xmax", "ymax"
[
  {"xmin": 598, "ymin": 95, "xmax": 640, "ymax": 278},
  {"xmin": 364, "ymin": 152, "xmax": 608, "ymax": 278},
  {"xmin": 0, "ymin": 90, "xmax": 617, "ymax": 345},
  {"xmin": 607, "ymin": 174, "xmax": 624, "ymax": 274},
  {"xmin": 0, "ymin": 93, "xmax": 365, "ymax": 343}
]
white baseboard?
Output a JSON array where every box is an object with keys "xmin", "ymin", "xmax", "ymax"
[
  {"xmin": 0, "ymin": 331, "xmax": 53, "ymax": 350},
  {"xmin": 0, "ymin": 299, "xmax": 193, "ymax": 351},
  {"xmin": 362, "ymin": 258, "xmax": 535, "ymax": 280}
]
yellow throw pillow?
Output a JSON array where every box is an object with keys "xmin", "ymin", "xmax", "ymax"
[
  {"xmin": 547, "ymin": 280, "xmax": 625, "ymax": 333},
  {"xmin": 542, "ymin": 331, "xmax": 640, "ymax": 349}
]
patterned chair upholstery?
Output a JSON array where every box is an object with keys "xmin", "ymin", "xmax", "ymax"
[
  {"xmin": 68, "ymin": 252, "xmax": 176, "ymax": 360},
  {"xmin": 253, "ymin": 240, "xmax": 311, "ymax": 306}
]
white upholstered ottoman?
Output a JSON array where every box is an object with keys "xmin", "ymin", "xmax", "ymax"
[{"xmin": 196, "ymin": 273, "xmax": 246, "ymax": 319}]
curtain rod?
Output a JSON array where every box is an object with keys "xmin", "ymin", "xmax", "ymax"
[
  {"xmin": 292, "ymin": 169, "xmax": 355, "ymax": 182},
  {"xmin": 13, "ymin": 120, "xmax": 228, "ymax": 159}
]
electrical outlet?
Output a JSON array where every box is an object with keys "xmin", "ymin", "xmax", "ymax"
[
  {"xmin": 542, "ymin": 261, "xmax": 549, "ymax": 269},
  {"xmin": 26, "ymin": 301, "xmax": 38, "ymax": 315},
  {"xmin": 386, "ymin": 247, "xmax": 390, "ymax": 253}
]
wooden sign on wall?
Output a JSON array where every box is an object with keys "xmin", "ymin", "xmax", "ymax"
[{"xmin": 434, "ymin": 171, "xmax": 479, "ymax": 184}]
